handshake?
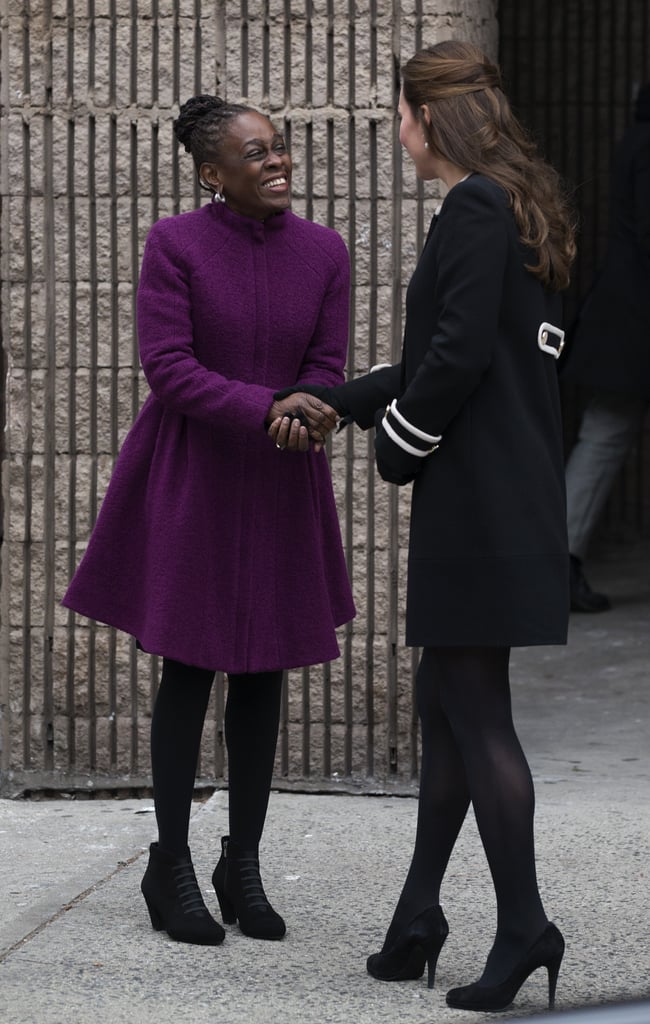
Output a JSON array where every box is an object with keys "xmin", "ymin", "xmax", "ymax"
[
  {"xmin": 266, "ymin": 377, "xmax": 439, "ymax": 486},
  {"xmin": 266, "ymin": 385, "xmax": 347, "ymax": 453}
]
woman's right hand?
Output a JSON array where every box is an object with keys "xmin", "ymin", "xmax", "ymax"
[{"xmin": 273, "ymin": 383, "xmax": 349, "ymax": 416}]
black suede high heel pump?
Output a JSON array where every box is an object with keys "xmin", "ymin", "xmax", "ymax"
[
  {"xmin": 445, "ymin": 922, "xmax": 565, "ymax": 1012},
  {"xmin": 212, "ymin": 835, "xmax": 286, "ymax": 940},
  {"xmin": 140, "ymin": 842, "xmax": 225, "ymax": 945},
  {"xmin": 366, "ymin": 905, "xmax": 449, "ymax": 988}
]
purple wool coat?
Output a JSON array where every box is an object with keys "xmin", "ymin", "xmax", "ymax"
[{"xmin": 63, "ymin": 202, "xmax": 356, "ymax": 673}]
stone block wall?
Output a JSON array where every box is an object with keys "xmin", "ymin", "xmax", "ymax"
[{"xmin": 0, "ymin": 0, "xmax": 497, "ymax": 794}]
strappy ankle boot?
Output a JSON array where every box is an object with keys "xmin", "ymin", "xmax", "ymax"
[
  {"xmin": 212, "ymin": 835, "xmax": 286, "ymax": 940},
  {"xmin": 141, "ymin": 842, "xmax": 225, "ymax": 945},
  {"xmin": 366, "ymin": 905, "xmax": 449, "ymax": 988}
]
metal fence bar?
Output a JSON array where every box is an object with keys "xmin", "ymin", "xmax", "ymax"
[
  {"xmin": 21, "ymin": 101, "xmax": 33, "ymax": 772},
  {"xmin": 365, "ymin": 108, "xmax": 378, "ymax": 778},
  {"xmin": 301, "ymin": 667, "xmax": 310, "ymax": 777},
  {"xmin": 0, "ymin": 0, "xmax": 9, "ymax": 778},
  {"xmin": 65, "ymin": 101, "xmax": 78, "ymax": 772},
  {"xmin": 386, "ymin": 0, "xmax": 402, "ymax": 778},
  {"xmin": 42, "ymin": 0, "xmax": 56, "ymax": 774}
]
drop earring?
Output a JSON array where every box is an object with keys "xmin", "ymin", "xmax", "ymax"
[{"xmin": 212, "ymin": 184, "xmax": 225, "ymax": 204}]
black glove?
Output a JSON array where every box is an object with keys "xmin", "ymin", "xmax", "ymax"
[
  {"xmin": 373, "ymin": 403, "xmax": 441, "ymax": 486},
  {"xmin": 374, "ymin": 409, "xmax": 421, "ymax": 485},
  {"xmin": 273, "ymin": 383, "xmax": 351, "ymax": 417}
]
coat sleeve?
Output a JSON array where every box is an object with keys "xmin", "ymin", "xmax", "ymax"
[
  {"xmin": 294, "ymin": 232, "xmax": 351, "ymax": 387},
  {"xmin": 136, "ymin": 219, "xmax": 276, "ymax": 432},
  {"xmin": 339, "ymin": 364, "xmax": 403, "ymax": 428},
  {"xmin": 373, "ymin": 181, "xmax": 510, "ymax": 484},
  {"xmin": 397, "ymin": 182, "xmax": 509, "ymax": 436}
]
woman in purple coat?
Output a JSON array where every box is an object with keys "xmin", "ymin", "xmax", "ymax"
[{"xmin": 63, "ymin": 96, "xmax": 354, "ymax": 946}]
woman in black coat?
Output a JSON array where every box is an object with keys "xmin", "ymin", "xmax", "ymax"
[{"xmin": 271, "ymin": 40, "xmax": 576, "ymax": 1013}]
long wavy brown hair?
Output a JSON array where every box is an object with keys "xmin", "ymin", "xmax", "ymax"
[{"xmin": 401, "ymin": 40, "xmax": 576, "ymax": 291}]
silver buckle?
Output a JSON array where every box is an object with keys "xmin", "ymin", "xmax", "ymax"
[{"xmin": 537, "ymin": 321, "xmax": 565, "ymax": 359}]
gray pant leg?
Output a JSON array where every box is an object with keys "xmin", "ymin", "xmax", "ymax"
[{"xmin": 565, "ymin": 391, "xmax": 647, "ymax": 560}]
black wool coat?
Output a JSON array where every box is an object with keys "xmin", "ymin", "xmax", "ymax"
[
  {"xmin": 561, "ymin": 118, "xmax": 650, "ymax": 397},
  {"xmin": 342, "ymin": 173, "xmax": 569, "ymax": 647}
]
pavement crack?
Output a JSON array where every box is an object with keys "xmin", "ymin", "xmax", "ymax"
[{"xmin": 0, "ymin": 849, "xmax": 146, "ymax": 963}]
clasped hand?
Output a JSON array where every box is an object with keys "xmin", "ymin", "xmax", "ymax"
[{"xmin": 266, "ymin": 392, "xmax": 339, "ymax": 453}]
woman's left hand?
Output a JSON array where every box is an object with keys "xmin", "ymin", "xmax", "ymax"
[{"xmin": 268, "ymin": 414, "xmax": 311, "ymax": 452}]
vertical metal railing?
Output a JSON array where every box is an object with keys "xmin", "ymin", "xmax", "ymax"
[
  {"xmin": 386, "ymin": 0, "xmax": 403, "ymax": 780},
  {"xmin": 41, "ymin": 0, "xmax": 56, "ymax": 775}
]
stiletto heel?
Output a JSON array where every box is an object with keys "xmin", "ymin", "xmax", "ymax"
[
  {"xmin": 212, "ymin": 835, "xmax": 286, "ymax": 940},
  {"xmin": 140, "ymin": 842, "xmax": 225, "ymax": 945},
  {"xmin": 426, "ymin": 944, "xmax": 443, "ymax": 989},
  {"xmin": 446, "ymin": 922, "xmax": 565, "ymax": 1012},
  {"xmin": 547, "ymin": 949, "xmax": 563, "ymax": 1010},
  {"xmin": 366, "ymin": 905, "xmax": 449, "ymax": 987}
]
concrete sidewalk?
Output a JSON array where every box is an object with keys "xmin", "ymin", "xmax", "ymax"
[{"xmin": 1, "ymin": 546, "xmax": 649, "ymax": 1024}]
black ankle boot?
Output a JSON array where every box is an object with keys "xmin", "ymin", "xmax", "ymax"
[
  {"xmin": 366, "ymin": 906, "xmax": 449, "ymax": 988},
  {"xmin": 446, "ymin": 922, "xmax": 565, "ymax": 1011},
  {"xmin": 212, "ymin": 835, "xmax": 286, "ymax": 940},
  {"xmin": 141, "ymin": 842, "xmax": 225, "ymax": 945}
]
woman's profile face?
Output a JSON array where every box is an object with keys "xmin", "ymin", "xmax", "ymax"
[
  {"xmin": 398, "ymin": 87, "xmax": 468, "ymax": 187},
  {"xmin": 398, "ymin": 87, "xmax": 439, "ymax": 181},
  {"xmin": 202, "ymin": 111, "xmax": 292, "ymax": 220}
]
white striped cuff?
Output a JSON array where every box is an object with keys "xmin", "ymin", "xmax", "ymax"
[{"xmin": 388, "ymin": 399, "xmax": 442, "ymax": 445}]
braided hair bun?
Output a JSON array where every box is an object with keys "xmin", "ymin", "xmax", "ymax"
[
  {"xmin": 173, "ymin": 95, "xmax": 229, "ymax": 152},
  {"xmin": 173, "ymin": 94, "xmax": 254, "ymax": 190}
]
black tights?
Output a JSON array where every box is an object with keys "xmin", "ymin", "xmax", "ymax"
[
  {"xmin": 150, "ymin": 658, "xmax": 283, "ymax": 857},
  {"xmin": 388, "ymin": 646, "xmax": 547, "ymax": 983}
]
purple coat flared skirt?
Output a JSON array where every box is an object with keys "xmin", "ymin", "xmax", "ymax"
[{"xmin": 63, "ymin": 202, "xmax": 355, "ymax": 673}]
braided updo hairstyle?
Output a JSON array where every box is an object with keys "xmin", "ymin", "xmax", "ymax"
[
  {"xmin": 173, "ymin": 95, "xmax": 255, "ymax": 193},
  {"xmin": 401, "ymin": 40, "xmax": 576, "ymax": 291}
]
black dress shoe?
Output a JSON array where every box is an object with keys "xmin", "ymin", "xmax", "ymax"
[
  {"xmin": 446, "ymin": 922, "xmax": 565, "ymax": 1012},
  {"xmin": 366, "ymin": 905, "xmax": 449, "ymax": 989},
  {"xmin": 569, "ymin": 556, "xmax": 611, "ymax": 612}
]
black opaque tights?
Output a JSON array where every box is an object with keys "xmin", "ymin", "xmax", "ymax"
[
  {"xmin": 150, "ymin": 657, "xmax": 283, "ymax": 857},
  {"xmin": 385, "ymin": 646, "xmax": 548, "ymax": 985}
]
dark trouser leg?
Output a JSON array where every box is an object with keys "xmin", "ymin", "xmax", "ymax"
[
  {"xmin": 224, "ymin": 670, "xmax": 284, "ymax": 847},
  {"xmin": 566, "ymin": 391, "xmax": 646, "ymax": 561},
  {"xmin": 150, "ymin": 657, "xmax": 215, "ymax": 856}
]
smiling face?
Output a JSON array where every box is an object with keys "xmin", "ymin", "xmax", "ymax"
[{"xmin": 200, "ymin": 110, "xmax": 292, "ymax": 220}]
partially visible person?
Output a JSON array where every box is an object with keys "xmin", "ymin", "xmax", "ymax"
[
  {"xmin": 273, "ymin": 39, "xmax": 575, "ymax": 1013},
  {"xmin": 561, "ymin": 82, "xmax": 650, "ymax": 611},
  {"xmin": 63, "ymin": 95, "xmax": 354, "ymax": 946}
]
